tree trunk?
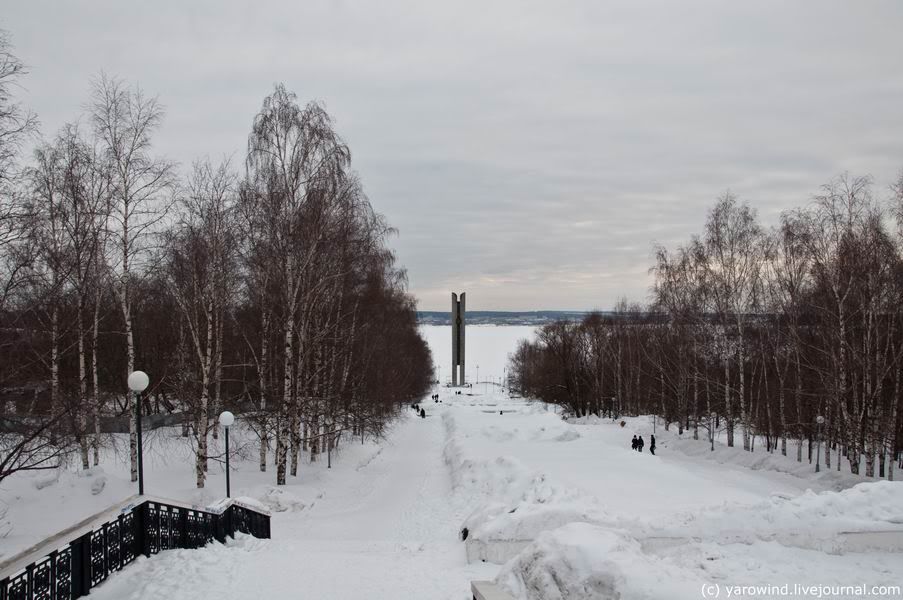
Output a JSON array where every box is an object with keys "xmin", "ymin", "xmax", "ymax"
[
  {"xmin": 196, "ymin": 300, "xmax": 216, "ymax": 488},
  {"xmin": 195, "ymin": 386, "xmax": 209, "ymax": 489},
  {"xmin": 77, "ymin": 307, "xmax": 90, "ymax": 469},
  {"xmin": 259, "ymin": 310, "xmax": 269, "ymax": 472},
  {"xmin": 50, "ymin": 305, "xmax": 60, "ymax": 444},
  {"xmin": 276, "ymin": 312, "xmax": 295, "ymax": 486},
  {"xmin": 725, "ymin": 358, "xmax": 734, "ymax": 447},
  {"xmin": 795, "ymin": 349, "xmax": 803, "ymax": 462},
  {"xmin": 91, "ymin": 284, "xmax": 102, "ymax": 466},
  {"xmin": 692, "ymin": 340, "xmax": 699, "ymax": 440},
  {"xmin": 121, "ymin": 291, "xmax": 138, "ymax": 483},
  {"xmin": 290, "ymin": 399, "xmax": 300, "ymax": 476},
  {"xmin": 211, "ymin": 313, "xmax": 223, "ymax": 441},
  {"xmin": 775, "ymin": 352, "xmax": 787, "ymax": 456},
  {"xmin": 738, "ymin": 336, "xmax": 749, "ymax": 451}
]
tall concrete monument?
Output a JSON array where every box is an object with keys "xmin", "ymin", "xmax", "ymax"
[{"xmin": 451, "ymin": 292, "xmax": 466, "ymax": 386}]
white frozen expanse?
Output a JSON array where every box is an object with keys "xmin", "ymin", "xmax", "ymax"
[
  {"xmin": 421, "ymin": 324, "xmax": 536, "ymax": 385},
  {"xmin": 2, "ymin": 325, "xmax": 902, "ymax": 599}
]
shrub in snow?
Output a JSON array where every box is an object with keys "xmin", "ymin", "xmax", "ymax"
[
  {"xmin": 553, "ymin": 429, "xmax": 580, "ymax": 442},
  {"xmin": 32, "ymin": 470, "xmax": 60, "ymax": 490},
  {"xmin": 259, "ymin": 487, "xmax": 307, "ymax": 512},
  {"xmin": 90, "ymin": 475, "xmax": 107, "ymax": 495}
]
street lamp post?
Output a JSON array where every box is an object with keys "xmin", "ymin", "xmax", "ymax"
[
  {"xmin": 815, "ymin": 415, "xmax": 824, "ymax": 473},
  {"xmin": 127, "ymin": 371, "xmax": 150, "ymax": 495},
  {"xmin": 219, "ymin": 411, "xmax": 235, "ymax": 497},
  {"xmin": 710, "ymin": 412, "xmax": 717, "ymax": 452}
]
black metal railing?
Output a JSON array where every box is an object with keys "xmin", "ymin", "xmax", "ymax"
[{"xmin": 0, "ymin": 498, "xmax": 271, "ymax": 600}]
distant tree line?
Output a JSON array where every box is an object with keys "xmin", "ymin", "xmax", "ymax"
[
  {"xmin": 511, "ymin": 174, "xmax": 903, "ymax": 480},
  {"xmin": 0, "ymin": 32, "xmax": 432, "ymax": 487}
]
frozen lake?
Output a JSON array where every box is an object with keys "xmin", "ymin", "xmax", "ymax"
[{"xmin": 419, "ymin": 324, "xmax": 536, "ymax": 385}]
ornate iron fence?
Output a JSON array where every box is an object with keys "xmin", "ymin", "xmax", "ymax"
[{"xmin": 0, "ymin": 498, "xmax": 270, "ymax": 600}]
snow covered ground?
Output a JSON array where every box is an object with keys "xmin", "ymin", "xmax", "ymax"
[
  {"xmin": 446, "ymin": 400, "xmax": 903, "ymax": 599},
  {"xmin": 3, "ymin": 325, "xmax": 903, "ymax": 599}
]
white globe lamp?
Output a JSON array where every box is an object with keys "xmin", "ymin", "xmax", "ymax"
[{"xmin": 128, "ymin": 370, "xmax": 150, "ymax": 392}]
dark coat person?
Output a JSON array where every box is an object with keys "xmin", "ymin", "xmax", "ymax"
[
  {"xmin": 631, "ymin": 435, "xmax": 638, "ymax": 450},
  {"xmin": 650, "ymin": 434, "xmax": 656, "ymax": 455},
  {"xmin": 638, "ymin": 436, "xmax": 644, "ymax": 452},
  {"xmin": 420, "ymin": 408, "xmax": 426, "ymax": 418}
]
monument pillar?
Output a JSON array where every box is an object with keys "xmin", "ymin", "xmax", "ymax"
[{"xmin": 451, "ymin": 292, "xmax": 466, "ymax": 386}]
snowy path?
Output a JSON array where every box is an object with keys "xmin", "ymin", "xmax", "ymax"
[
  {"xmin": 90, "ymin": 408, "xmax": 496, "ymax": 600},
  {"xmin": 287, "ymin": 411, "xmax": 458, "ymax": 543}
]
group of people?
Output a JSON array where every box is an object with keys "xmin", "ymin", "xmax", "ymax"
[
  {"xmin": 430, "ymin": 393, "xmax": 441, "ymax": 402},
  {"xmin": 411, "ymin": 403, "xmax": 426, "ymax": 418},
  {"xmin": 631, "ymin": 434, "xmax": 656, "ymax": 455}
]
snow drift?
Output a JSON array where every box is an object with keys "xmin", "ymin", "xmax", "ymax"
[{"xmin": 496, "ymin": 522, "xmax": 704, "ymax": 600}]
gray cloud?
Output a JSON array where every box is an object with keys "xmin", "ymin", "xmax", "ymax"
[{"xmin": 5, "ymin": 0, "xmax": 903, "ymax": 310}]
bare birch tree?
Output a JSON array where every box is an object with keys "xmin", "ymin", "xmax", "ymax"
[
  {"xmin": 90, "ymin": 73, "xmax": 174, "ymax": 482},
  {"xmin": 164, "ymin": 158, "xmax": 237, "ymax": 488}
]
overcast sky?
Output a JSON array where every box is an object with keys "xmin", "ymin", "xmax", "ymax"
[{"xmin": 4, "ymin": 1, "xmax": 903, "ymax": 311}]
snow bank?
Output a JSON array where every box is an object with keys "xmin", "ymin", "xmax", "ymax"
[
  {"xmin": 479, "ymin": 414, "xmax": 580, "ymax": 444},
  {"xmin": 203, "ymin": 496, "xmax": 270, "ymax": 516},
  {"xmin": 233, "ymin": 496, "xmax": 270, "ymax": 513},
  {"xmin": 496, "ymin": 523, "xmax": 704, "ymax": 600},
  {"xmin": 467, "ymin": 479, "xmax": 903, "ymax": 566},
  {"xmin": 447, "ymin": 403, "xmax": 903, "ymax": 572},
  {"xmin": 463, "ymin": 494, "xmax": 612, "ymax": 564},
  {"xmin": 665, "ymin": 431, "xmax": 862, "ymax": 491},
  {"xmin": 461, "ymin": 468, "xmax": 624, "ymax": 563},
  {"xmin": 496, "ymin": 520, "xmax": 903, "ymax": 600},
  {"xmin": 444, "ymin": 411, "xmax": 616, "ymax": 564},
  {"xmin": 444, "ymin": 411, "xmax": 534, "ymax": 499},
  {"xmin": 645, "ymin": 481, "xmax": 903, "ymax": 551},
  {"xmin": 256, "ymin": 487, "xmax": 308, "ymax": 513}
]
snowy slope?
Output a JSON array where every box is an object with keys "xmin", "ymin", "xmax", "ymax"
[
  {"xmin": 440, "ymin": 389, "xmax": 903, "ymax": 599},
  {"xmin": 88, "ymin": 407, "xmax": 498, "ymax": 600}
]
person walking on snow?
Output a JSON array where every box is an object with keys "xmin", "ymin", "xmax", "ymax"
[
  {"xmin": 650, "ymin": 434, "xmax": 656, "ymax": 455},
  {"xmin": 638, "ymin": 435, "xmax": 644, "ymax": 452},
  {"xmin": 631, "ymin": 435, "xmax": 638, "ymax": 451}
]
